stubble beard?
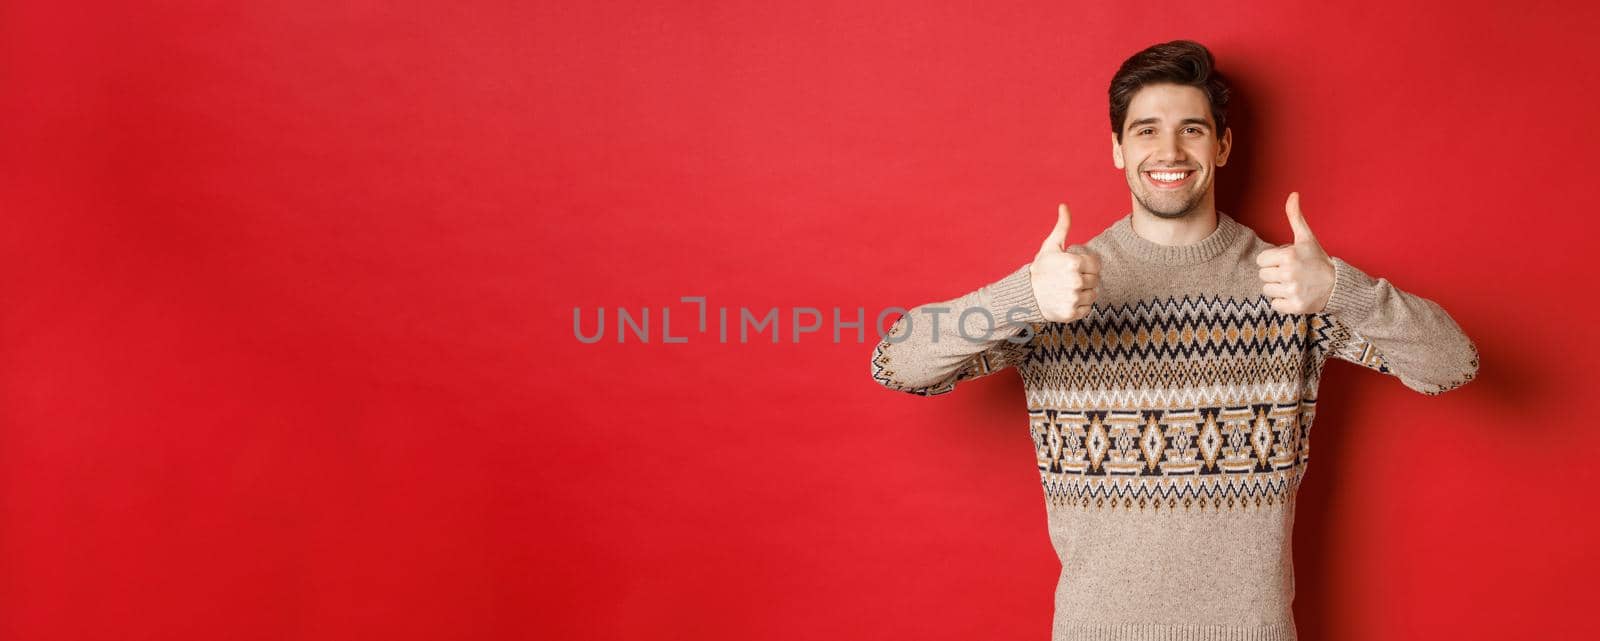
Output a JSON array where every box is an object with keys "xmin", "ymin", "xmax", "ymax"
[{"xmin": 1130, "ymin": 169, "xmax": 1208, "ymax": 219}]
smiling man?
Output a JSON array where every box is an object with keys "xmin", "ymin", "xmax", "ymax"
[{"xmin": 869, "ymin": 40, "xmax": 1478, "ymax": 641}]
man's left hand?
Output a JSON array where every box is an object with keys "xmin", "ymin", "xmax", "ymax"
[{"xmin": 1255, "ymin": 191, "xmax": 1336, "ymax": 314}]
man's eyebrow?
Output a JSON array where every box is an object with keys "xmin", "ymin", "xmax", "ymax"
[{"xmin": 1125, "ymin": 116, "xmax": 1214, "ymax": 131}]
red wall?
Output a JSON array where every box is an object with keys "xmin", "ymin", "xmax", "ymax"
[{"xmin": 3, "ymin": 2, "xmax": 1596, "ymax": 640}]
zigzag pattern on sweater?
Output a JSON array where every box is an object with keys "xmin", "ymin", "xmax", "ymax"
[
  {"xmin": 1042, "ymin": 468, "xmax": 1305, "ymax": 511},
  {"xmin": 1024, "ymin": 294, "xmax": 1322, "ymax": 364},
  {"xmin": 1025, "ymin": 295, "xmax": 1329, "ymax": 511}
]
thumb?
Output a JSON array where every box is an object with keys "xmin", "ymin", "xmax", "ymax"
[
  {"xmin": 1285, "ymin": 192, "xmax": 1317, "ymax": 245},
  {"xmin": 1040, "ymin": 203, "xmax": 1071, "ymax": 254}
]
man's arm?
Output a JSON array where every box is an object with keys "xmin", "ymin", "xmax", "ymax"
[
  {"xmin": 869, "ymin": 264, "xmax": 1048, "ymax": 396},
  {"xmin": 1314, "ymin": 257, "xmax": 1480, "ymax": 396}
]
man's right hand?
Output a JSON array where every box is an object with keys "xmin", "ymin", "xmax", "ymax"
[{"xmin": 1030, "ymin": 204, "xmax": 1102, "ymax": 323}]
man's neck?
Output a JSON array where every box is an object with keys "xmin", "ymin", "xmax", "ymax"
[{"xmin": 1129, "ymin": 204, "xmax": 1220, "ymax": 246}]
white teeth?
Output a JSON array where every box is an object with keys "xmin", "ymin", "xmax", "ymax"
[{"xmin": 1148, "ymin": 171, "xmax": 1189, "ymax": 182}]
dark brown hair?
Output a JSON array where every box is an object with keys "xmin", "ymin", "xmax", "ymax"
[{"xmin": 1109, "ymin": 40, "xmax": 1230, "ymax": 142}]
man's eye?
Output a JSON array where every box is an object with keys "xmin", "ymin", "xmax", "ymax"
[
  {"xmin": 1137, "ymin": 129, "xmax": 1153, "ymax": 135},
  {"xmin": 1183, "ymin": 127, "xmax": 1202, "ymax": 135}
]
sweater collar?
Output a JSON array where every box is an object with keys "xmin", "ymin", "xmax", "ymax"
[{"xmin": 1108, "ymin": 211, "xmax": 1245, "ymax": 266}]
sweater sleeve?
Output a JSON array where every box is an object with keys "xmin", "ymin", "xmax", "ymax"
[
  {"xmin": 1313, "ymin": 256, "xmax": 1480, "ymax": 396},
  {"xmin": 869, "ymin": 263, "xmax": 1049, "ymax": 396}
]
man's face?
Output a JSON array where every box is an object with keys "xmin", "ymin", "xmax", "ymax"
[{"xmin": 1112, "ymin": 83, "xmax": 1232, "ymax": 219}]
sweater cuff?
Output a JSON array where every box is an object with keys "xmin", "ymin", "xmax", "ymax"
[
  {"xmin": 985, "ymin": 263, "xmax": 1047, "ymax": 327},
  {"xmin": 1324, "ymin": 257, "xmax": 1379, "ymax": 325}
]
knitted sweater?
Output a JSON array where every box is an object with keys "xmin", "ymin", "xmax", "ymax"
[{"xmin": 868, "ymin": 211, "xmax": 1478, "ymax": 641}]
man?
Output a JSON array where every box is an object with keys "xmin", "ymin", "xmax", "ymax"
[{"xmin": 868, "ymin": 40, "xmax": 1477, "ymax": 641}]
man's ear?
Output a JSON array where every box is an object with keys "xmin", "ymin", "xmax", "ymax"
[
  {"xmin": 1216, "ymin": 127, "xmax": 1233, "ymax": 167},
  {"xmin": 1112, "ymin": 132, "xmax": 1125, "ymax": 170}
]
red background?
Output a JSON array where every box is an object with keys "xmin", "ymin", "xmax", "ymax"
[{"xmin": 3, "ymin": 2, "xmax": 1596, "ymax": 640}]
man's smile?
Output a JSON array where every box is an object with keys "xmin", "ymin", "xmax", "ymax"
[{"xmin": 1143, "ymin": 168, "xmax": 1196, "ymax": 189}]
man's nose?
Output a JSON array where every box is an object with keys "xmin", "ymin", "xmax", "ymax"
[{"xmin": 1155, "ymin": 133, "xmax": 1185, "ymax": 162}]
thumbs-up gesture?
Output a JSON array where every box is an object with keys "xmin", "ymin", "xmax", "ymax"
[
  {"xmin": 1255, "ymin": 192, "xmax": 1336, "ymax": 314},
  {"xmin": 1030, "ymin": 204, "xmax": 1102, "ymax": 322}
]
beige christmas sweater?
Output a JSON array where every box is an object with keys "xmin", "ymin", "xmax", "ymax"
[{"xmin": 868, "ymin": 211, "xmax": 1478, "ymax": 641}]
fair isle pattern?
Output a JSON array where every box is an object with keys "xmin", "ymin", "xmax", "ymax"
[
  {"xmin": 1031, "ymin": 403, "xmax": 1312, "ymax": 511},
  {"xmin": 871, "ymin": 291, "xmax": 1473, "ymax": 508},
  {"xmin": 868, "ymin": 294, "xmax": 1400, "ymax": 400},
  {"xmin": 1021, "ymin": 295, "xmax": 1325, "ymax": 409},
  {"xmin": 1024, "ymin": 295, "xmax": 1327, "ymax": 511}
]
